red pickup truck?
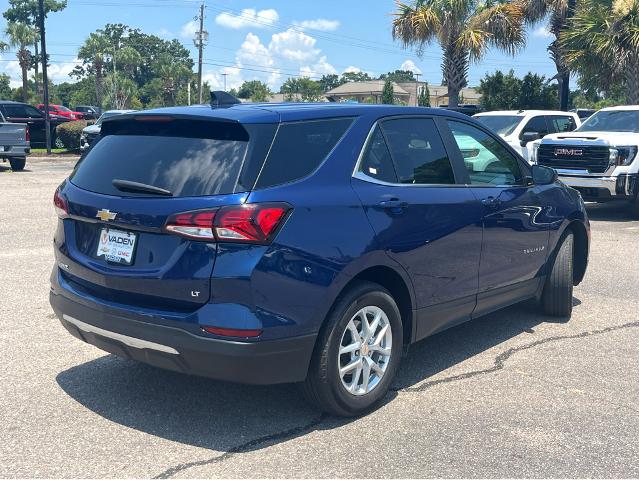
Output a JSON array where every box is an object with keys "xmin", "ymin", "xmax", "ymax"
[{"xmin": 36, "ymin": 104, "xmax": 85, "ymax": 120}]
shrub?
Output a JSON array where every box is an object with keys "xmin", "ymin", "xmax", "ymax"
[{"xmin": 55, "ymin": 120, "xmax": 88, "ymax": 151}]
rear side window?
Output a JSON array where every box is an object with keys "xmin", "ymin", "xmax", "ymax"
[
  {"xmin": 255, "ymin": 118, "xmax": 353, "ymax": 189},
  {"xmin": 70, "ymin": 119, "xmax": 268, "ymax": 198},
  {"xmin": 358, "ymin": 127, "xmax": 398, "ymax": 183},
  {"xmin": 380, "ymin": 118, "xmax": 455, "ymax": 185},
  {"xmin": 520, "ymin": 116, "xmax": 549, "ymax": 138}
]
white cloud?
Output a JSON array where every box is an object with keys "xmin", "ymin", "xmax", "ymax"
[
  {"xmin": 48, "ymin": 58, "xmax": 80, "ymax": 84},
  {"xmin": 533, "ymin": 26, "xmax": 552, "ymax": 38},
  {"xmin": 343, "ymin": 66, "xmax": 362, "ymax": 74},
  {"xmin": 300, "ymin": 56, "xmax": 336, "ymax": 77},
  {"xmin": 157, "ymin": 28, "xmax": 174, "ymax": 39},
  {"xmin": 293, "ymin": 19, "xmax": 340, "ymax": 31},
  {"xmin": 180, "ymin": 20, "xmax": 199, "ymax": 39},
  {"xmin": 400, "ymin": 59, "xmax": 422, "ymax": 75},
  {"xmin": 215, "ymin": 8, "xmax": 279, "ymax": 29},
  {"xmin": 269, "ymin": 28, "xmax": 319, "ymax": 62}
]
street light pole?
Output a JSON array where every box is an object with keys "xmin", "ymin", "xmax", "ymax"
[
  {"xmin": 38, "ymin": 0, "xmax": 51, "ymax": 154},
  {"xmin": 415, "ymin": 73, "xmax": 421, "ymax": 107}
]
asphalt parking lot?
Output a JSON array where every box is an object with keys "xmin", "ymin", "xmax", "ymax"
[{"xmin": 1, "ymin": 158, "xmax": 638, "ymax": 478}]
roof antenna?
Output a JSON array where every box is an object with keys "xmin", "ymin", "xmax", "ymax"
[{"xmin": 210, "ymin": 91, "xmax": 241, "ymax": 108}]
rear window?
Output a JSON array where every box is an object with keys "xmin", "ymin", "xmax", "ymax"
[
  {"xmin": 255, "ymin": 117, "xmax": 353, "ymax": 189},
  {"xmin": 70, "ymin": 118, "xmax": 275, "ymax": 197}
]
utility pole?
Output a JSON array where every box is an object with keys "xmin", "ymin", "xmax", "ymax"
[
  {"xmin": 195, "ymin": 2, "xmax": 208, "ymax": 104},
  {"xmin": 560, "ymin": 0, "xmax": 577, "ymax": 111},
  {"xmin": 415, "ymin": 73, "xmax": 421, "ymax": 107},
  {"xmin": 222, "ymin": 73, "xmax": 228, "ymax": 92},
  {"xmin": 38, "ymin": 0, "xmax": 51, "ymax": 154}
]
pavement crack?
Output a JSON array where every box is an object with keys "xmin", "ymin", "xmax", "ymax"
[
  {"xmin": 393, "ymin": 321, "xmax": 639, "ymax": 393},
  {"xmin": 154, "ymin": 413, "xmax": 329, "ymax": 479}
]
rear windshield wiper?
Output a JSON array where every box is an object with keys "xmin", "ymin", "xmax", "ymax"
[{"xmin": 112, "ymin": 179, "xmax": 173, "ymax": 197}]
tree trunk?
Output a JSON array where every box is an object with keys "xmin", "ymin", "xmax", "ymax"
[
  {"xmin": 626, "ymin": 55, "xmax": 639, "ymax": 105},
  {"xmin": 34, "ymin": 42, "xmax": 40, "ymax": 98},
  {"xmin": 442, "ymin": 44, "xmax": 468, "ymax": 108},
  {"xmin": 18, "ymin": 48, "xmax": 30, "ymax": 103}
]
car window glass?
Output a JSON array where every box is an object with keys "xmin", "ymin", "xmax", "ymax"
[
  {"xmin": 25, "ymin": 106, "xmax": 43, "ymax": 118},
  {"xmin": 380, "ymin": 118, "xmax": 455, "ymax": 185},
  {"xmin": 448, "ymin": 121, "xmax": 524, "ymax": 186},
  {"xmin": 520, "ymin": 116, "xmax": 548, "ymax": 138},
  {"xmin": 548, "ymin": 115, "xmax": 576, "ymax": 133},
  {"xmin": 255, "ymin": 118, "xmax": 353, "ymax": 189},
  {"xmin": 358, "ymin": 127, "xmax": 398, "ymax": 183},
  {"xmin": 3, "ymin": 105, "xmax": 28, "ymax": 117}
]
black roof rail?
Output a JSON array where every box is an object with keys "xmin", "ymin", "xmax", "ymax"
[{"xmin": 210, "ymin": 91, "xmax": 241, "ymax": 108}]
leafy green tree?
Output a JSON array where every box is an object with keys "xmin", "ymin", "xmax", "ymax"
[
  {"xmin": 381, "ymin": 78, "xmax": 395, "ymax": 104},
  {"xmin": 418, "ymin": 83, "xmax": 430, "ymax": 106},
  {"xmin": 379, "ymin": 69, "xmax": 416, "ymax": 82},
  {"xmin": 562, "ymin": 0, "xmax": 639, "ymax": 104},
  {"xmin": 477, "ymin": 70, "xmax": 522, "ymax": 110},
  {"xmin": 318, "ymin": 74, "xmax": 343, "ymax": 92},
  {"xmin": 4, "ymin": 22, "xmax": 38, "ymax": 102},
  {"xmin": 237, "ymin": 80, "xmax": 271, "ymax": 102},
  {"xmin": 0, "ymin": 73, "xmax": 12, "ymax": 99},
  {"xmin": 519, "ymin": 72, "xmax": 557, "ymax": 109},
  {"xmin": 103, "ymin": 73, "xmax": 139, "ymax": 109},
  {"xmin": 341, "ymin": 71, "xmax": 372, "ymax": 83},
  {"xmin": 392, "ymin": 0, "xmax": 526, "ymax": 107},
  {"xmin": 280, "ymin": 77, "xmax": 323, "ymax": 102}
]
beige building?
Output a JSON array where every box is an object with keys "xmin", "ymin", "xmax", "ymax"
[{"xmin": 325, "ymin": 81, "xmax": 481, "ymax": 107}]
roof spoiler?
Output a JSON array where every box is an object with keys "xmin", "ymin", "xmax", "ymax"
[{"xmin": 210, "ymin": 91, "xmax": 241, "ymax": 109}]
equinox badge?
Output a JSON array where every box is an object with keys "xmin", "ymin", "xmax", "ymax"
[{"xmin": 96, "ymin": 209, "xmax": 117, "ymax": 222}]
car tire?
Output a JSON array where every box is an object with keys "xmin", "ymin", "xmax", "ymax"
[
  {"xmin": 302, "ymin": 281, "xmax": 403, "ymax": 417},
  {"xmin": 9, "ymin": 157, "xmax": 26, "ymax": 171},
  {"xmin": 54, "ymin": 135, "xmax": 65, "ymax": 149},
  {"xmin": 540, "ymin": 231, "xmax": 574, "ymax": 317}
]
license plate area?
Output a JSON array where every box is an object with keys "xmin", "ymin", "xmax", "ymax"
[{"xmin": 96, "ymin": 228, "xmax": 137, "ymax": 265}]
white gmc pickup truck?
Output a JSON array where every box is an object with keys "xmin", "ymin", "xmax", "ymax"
[{"xmin": 532, "ymin": 106, "xmax": 639, "ymax": 212}]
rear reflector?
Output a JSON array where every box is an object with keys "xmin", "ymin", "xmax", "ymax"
[
  {"xmin": 165, "ymin": 203, "xmax": 291, "ymax": 243},
  {"xmin": 53, "ymin": 186, "xmax": 68, "ymax": 218},
  {"xmin": 202, "ymin": 326, "xmax": 263, "ymax": 338}
]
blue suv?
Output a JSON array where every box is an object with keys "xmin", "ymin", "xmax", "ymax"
[{"xmin": 51, "ymin": 94, "xmax": 590, "ymax": 416}]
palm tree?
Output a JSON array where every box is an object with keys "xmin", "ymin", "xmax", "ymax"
[
  {"xmin": 519, "ymin": 0, "xmax": 578, "ymax": 110},
  {"xmin": 4, "ymin": 22, "xmax": 38, "ymax": 102},
  {"xmin": 78, "ymin": 33, "xmax": 110, "ymax": 108},
  {"xmin": 561, "ymin": 0, "xmax": 639, "ymax": 104},
  {"xmin": 392, "ymin": 0, "xmax": 526, "ymax": 107}
]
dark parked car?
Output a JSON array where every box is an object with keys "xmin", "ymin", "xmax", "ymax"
[
  {"xmin": 50, "ymin": 96, "xmax": 590, "ymax": 416},
  {"xmin": 0, "ymin": 101, "xmax": 70, "ymax": 148},
  {"xmin": 74, "ymin": 105, "xmax": 101, "ymax": 120}
]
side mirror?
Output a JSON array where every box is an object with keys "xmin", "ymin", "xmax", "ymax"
[
  {"xmin": 520, "ymin": 131, "xmax": 540, "ymax": 147},
  {"xmin": 532, "ymin": 164, "xmax": 557, "ymax": 185}
]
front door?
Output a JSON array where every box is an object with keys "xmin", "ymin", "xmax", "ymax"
[
  {"xmin": 446, "ymin": 120, "xmax": 551, "ymax": 317},
  {"xmin": 351, "ymin": 117, "xmax": 484, "ymax": 340}
]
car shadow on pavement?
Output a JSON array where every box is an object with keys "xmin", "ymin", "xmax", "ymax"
[
  {"xmin": 55, "ymin": 299, "xmax": 576, "ymax": 456},
  {"xmin": 585, "ymin": 203, "xmax": 638, "ymax": 222}
]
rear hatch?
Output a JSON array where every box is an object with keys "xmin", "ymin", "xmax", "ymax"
[
  {"xmin": 0, "ymin": 121, "xmax": 27, "ymax": 145},
  {"xmin": 56, "ymin": 114, "xmax": 277, "ymax": 312}
]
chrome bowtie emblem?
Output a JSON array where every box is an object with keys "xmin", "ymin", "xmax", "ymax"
[{"xmin": 96, "ymin": 209, "xmax": 117, "ymax": 222}]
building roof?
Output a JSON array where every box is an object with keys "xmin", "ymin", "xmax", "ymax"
[{"xmin": 325, "ymin": 80, "xmax": 410, "ymax": 97}]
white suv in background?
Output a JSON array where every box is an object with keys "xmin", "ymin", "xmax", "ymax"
[{"xmin": 474, "ymin": 110, "xmax": 581, "ymax": 162}]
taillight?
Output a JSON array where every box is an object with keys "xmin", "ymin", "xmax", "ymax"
[
  {"xmin": 164, "ymin": 203, "xmax": 291, "ymax": 243},
  {"xmin": 53, "ymin": 186, "xmax": 68, "ymax": 218},
  {"xmin": 25, "ymin": 126, "xmax": 30, "ymax": 143}
]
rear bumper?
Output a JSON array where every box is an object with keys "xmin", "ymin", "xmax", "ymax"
[
  {"xmin": 0, "ymin": 144, "xmax": 30, "ymax": 157},
  {"xmin": 50, "ymin": 290, "xmax": 317, "ymax": 385},
  {"xmin": 559, "ymin": 173, "xmax": 638, "ymax": 200}
]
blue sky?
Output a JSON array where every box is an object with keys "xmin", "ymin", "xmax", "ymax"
[{"xmin": 0, "ymin": 0, "xmax": 558, "ymax": 90}]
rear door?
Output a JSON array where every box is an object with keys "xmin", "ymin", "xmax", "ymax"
[
  {"xmin": 445, "ymin": 119, "xmax": 551, "ymax": 317},
  {"xmin": 351, "ymin": 117, "xmax": 484, "ymax": 340},
  {"xmin": 57, "ymin": 116, "xmax": 276, "ymax": 311}
]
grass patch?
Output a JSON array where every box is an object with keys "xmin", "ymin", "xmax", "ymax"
[{"xmin": 30, "ymin": 148, "xmax": 78, "ymax": 156}]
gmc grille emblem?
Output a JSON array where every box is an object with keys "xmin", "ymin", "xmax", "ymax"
[{"xmin": 554, "ymin": 148, "xmax": 583, "ymax": 156}]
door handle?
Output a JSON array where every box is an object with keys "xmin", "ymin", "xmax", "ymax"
[
  {"xmin": 379, "ymin": 199, "xmax": 408, "ymax": 209},
  {"xmin": 481, "ymin": 197, "xmax": 501, "ymax": 209}
]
